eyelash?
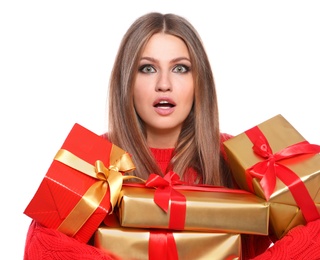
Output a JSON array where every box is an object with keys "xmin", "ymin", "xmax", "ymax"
[
  {"xmin": 174, "ymin": 64, "xmax": 190, "ymax": 73},
  {"xmin": 138, "ymin": 64, "xmax": 155, "ymax": 73},
  {"xmin": 138, "ymin": 64, "xmax": 191, "ymax": 73}
]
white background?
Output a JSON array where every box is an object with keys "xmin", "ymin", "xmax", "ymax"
[{"xmin": 1, "ymin": 1, "xmax": 320, "ymax": 259}]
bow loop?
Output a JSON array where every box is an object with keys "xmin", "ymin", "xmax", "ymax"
[
  {"xmin": 164, "ymin": 171, "xmax": 184, "ymax": 185},
  {"xmin": 252, "ymin": 135, "xmax": 273, "ymax": 158},
  {"xmin": 145, "ymin": 171, "xmax": 184, "ymax": 189},
  {"xmin": 145, "ymin": 172, "xmax": 187, "ymax": 229},
  {"xmin": 110, "ymin": 145, "xmax": 135, "ymax": 173},
  {"xmin": 146, "ymin": 173, "xmax": 170, "ymax": 188},
  {"xmin": 94, "ymin": 160, "xmax": 110, "ymax": 181}
]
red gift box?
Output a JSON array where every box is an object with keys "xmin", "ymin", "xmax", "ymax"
[{"xmin": 24, "ymin": 123, "xmax": 136, "ymax": 243}]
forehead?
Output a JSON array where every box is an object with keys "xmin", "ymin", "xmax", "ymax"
[{"xmin": 141, "ymin": 33, "xmax": 190, "ymax": 59}]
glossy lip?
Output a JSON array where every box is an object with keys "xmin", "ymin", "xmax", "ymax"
[{"xmin": 153, "ymin": 97, "xmax": 176, "ymax": 116}]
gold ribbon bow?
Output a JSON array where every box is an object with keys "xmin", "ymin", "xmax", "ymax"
[{"xmin": 54, "ymin": 145, "xmax": 137, "ymax": 237}]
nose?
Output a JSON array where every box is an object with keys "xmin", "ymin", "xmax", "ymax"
[{"xmin": 156, "ymin": 72, "xmax": 172, "ymax": 92}]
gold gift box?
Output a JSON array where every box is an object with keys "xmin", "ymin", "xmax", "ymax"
[
  {"xmin": 117, "ymin": 185, "xmax": 269, "ymax": 235},
  {"xmin": 223, "ymin": 114, "xmax": 320, "ymax": 239},
  {"xmin": 94, "ymin": 225, "xmax": 241, "ymax": 260}
]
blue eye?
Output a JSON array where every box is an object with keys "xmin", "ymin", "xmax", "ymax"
[
  {"xmin": 139, "ymin": 64, "xmax": 156, "ymax": 73},
  {"xmin": 173, "ymin": 64, "xmax": 190, "ymax": 73}
]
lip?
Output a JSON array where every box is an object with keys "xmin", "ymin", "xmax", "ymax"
[{"xmin": 153, "ymin": 97, "xmax": 176, "ymax": 116}]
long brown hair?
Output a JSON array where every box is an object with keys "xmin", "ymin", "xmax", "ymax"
[{"xmin": 108, "ymin": 12, "xmax": 232, "ymax": 187}]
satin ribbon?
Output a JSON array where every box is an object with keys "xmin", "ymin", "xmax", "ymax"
[
  {"xmin": 149, "ymin": 231, "xmax": 179, "ymax": 260},
  {"xmin": 54, "ymin": 145, "xmax": 137, "ymax": 237},
  {"xmin": 120, "ymin": 175, "xmax": 257, "ymax": 235},
  {"xmin": 245, "ymin": 126, "xmax": 320, "ymax": 222},
  {"xmin": 145, "ymin": 171, "xmax": 187, "ymax": 230},
  {"xmin": 123, "ymin": 181, "xmax": 251, "ymax": 194}
]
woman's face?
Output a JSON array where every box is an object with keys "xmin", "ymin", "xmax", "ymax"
[{"xmin": 133, "ymin": 33, "xmax": 194, "ymax": 147}]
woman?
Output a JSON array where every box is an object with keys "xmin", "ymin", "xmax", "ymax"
[{"xmin": 24, "ymin": 12, "xmax": 320, "ymax": 259}]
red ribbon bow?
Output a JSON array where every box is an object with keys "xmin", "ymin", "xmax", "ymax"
[
  {"xmin": 145, "ymin": 171, "xmax": 186, "ymax": 230},
  {"xmin": 245, "ymin": 126, "xmax": 320, "ymax": 222}
]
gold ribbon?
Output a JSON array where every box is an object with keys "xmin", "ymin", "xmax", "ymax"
[{"xmin": 54, "ymin": 145, "xmax": 139, "ymax": 237}]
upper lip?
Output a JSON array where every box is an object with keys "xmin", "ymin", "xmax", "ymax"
[{"xmin": 153, "ymin": 97, "xmax": 176, "ymax": 107}]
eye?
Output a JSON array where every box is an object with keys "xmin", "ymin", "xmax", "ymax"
[
  {"xmin": 138, "ymin": 64, "xmax": 156, "ymax": 73},
  {"xmin": 173, "ymin": 64, "xmax": 190, "ymax": 73}
]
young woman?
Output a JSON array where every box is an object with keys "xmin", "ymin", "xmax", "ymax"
[{"xmin": 24, "ymin": 12, "xmax": 320, "ymax": 260}]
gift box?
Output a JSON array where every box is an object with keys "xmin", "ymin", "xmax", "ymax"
[
  {"xmin": 117, "ymin": 181, "xmax": 269, "ymax": 235},
  {"xmin": 24, "ymin": 123, "xmax": 136, "ymax": 243},
  {"xmin": 94, "ymin": 225, "xmax": 242, "ymax": 260},
  {"xmin": 223, "ymin": 114, "xmax": 320, "ymax": 238}
]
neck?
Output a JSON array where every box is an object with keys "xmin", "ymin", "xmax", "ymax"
[
  {"xmin": 146, "ymin": 131, "xmax": 179, "ymax": 148},
  {"xmin": 145, "ymin": 125, "xmax": 181, "ymax": 148}
]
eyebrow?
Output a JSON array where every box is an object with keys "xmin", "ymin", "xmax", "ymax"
[{"xmin": 140, "ymin": 56, "xmax": 191, "ymax": 63}]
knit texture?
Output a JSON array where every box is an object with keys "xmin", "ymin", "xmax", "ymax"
[
  {"xmin": 149, "ymin": 147, "xmax": 174, "ymax": 174},
  {"xmin": 24, "ymin": 221, "xmax": 121, "ymax": 260},
  {"xmin": 252, "ymin": 218, "xmax": 320, "ymax": 260}
]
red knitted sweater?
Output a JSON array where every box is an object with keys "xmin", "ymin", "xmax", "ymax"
[{"xmin": 24, "ymin": 138, "xmax": 320, "ymax": 259}]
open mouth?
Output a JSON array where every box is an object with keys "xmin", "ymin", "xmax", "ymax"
[{"xmin": 154, "ymin": 100, "xmax": 175, "ymax": 108}]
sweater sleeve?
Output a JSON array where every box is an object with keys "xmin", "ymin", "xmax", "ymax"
[
  {"xmin": 251, "ymin": 218, "xmax": 320, "ymax": 260},
  {"xmin": 24, "ymin": 220, "xmax": 121, "ymax": 260}
]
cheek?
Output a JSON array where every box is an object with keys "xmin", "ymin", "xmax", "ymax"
[
  {"xmin": 133, "ymin": 91, "xmax": 142, "ymax": 114},
  {"xmin": 133, "ymin": 85, "xmax": 149, "ymax": 117},
  {"xmin": 133, "ymin": 89, "xmax": 141, "ymax": 104},
  {"xmin": 176, "ymin": 75, "xmax": 194, "ymax": 101},
  {"xmin": 133, "ymin": 79, "xmax": 144, "ymax": 105},
  {"xmin": 184, "ymin": 84, "xmax": 195, "ymax": 105},
  {"xmin": 133, "ymin": 75, "xmax": 150, "ymax": 99}
]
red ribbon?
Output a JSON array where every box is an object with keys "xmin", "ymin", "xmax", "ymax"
[
  {"xmin": 245, "ymin": 126, "xmax": 320, "ymax": 222},
  {"xmin": 123, "ymin": 173, "xmax": 251, "ymax": 229},
  {"xmin": 124, "ymin": 181, "xmax": 250, "ymax": 194},
  {"xmin": 145, "ymin": 171, "xmax": 187, "ymax": 230},
  {"xmin": 149, "ymin": 231, "xmax": 178, "ymax": 260}
]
